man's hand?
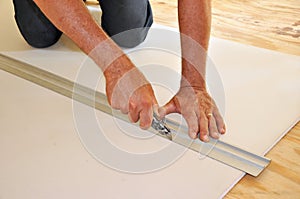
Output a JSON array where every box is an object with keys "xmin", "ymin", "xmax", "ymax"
[
  {"xmin": 158, "ymin": 86, "xmax": 226, "ymax": 142},
  {"xmin": 172, "ymin": 0, "xmax": 226, "ymax": 142},
  {"xmin": 104, "ymin": 56, "xmax": 158, "ymax": 130}
]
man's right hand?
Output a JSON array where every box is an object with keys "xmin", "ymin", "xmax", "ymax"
[{"xmin": 104, "ymin": 55, "xmax": 158, "ymax": 130}]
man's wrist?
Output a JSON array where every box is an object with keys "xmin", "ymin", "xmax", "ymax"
[
  {"xmin": 180, "ymin": 82, "xmax": 207, "ymax": 91},
  {"xmin": 103, "ymin": 54, "xmax": 135, "ymax": 82},
  {"xmin": 180, "ymin": 55, "xmax": 207, "ymax": 89},
  {"xmin": 180, "ymin": 71, "xmax": 207, "ymax": 91}
]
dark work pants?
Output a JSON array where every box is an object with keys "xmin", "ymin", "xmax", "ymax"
[{"xmin": 12, "ymin": 0, "xmax": 153, "ymax": 48}]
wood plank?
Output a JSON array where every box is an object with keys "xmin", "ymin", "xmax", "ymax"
[
  {"xmin": 149, "ymin": 0, "xmax": 300, "ymax": 198},
  {"xmin": 150, "ymin": 0, "xmax": 300, "ymax": 56},
  {"xmin": 226, "ymin": 122, "xmax": 300, "ymax": 198}
]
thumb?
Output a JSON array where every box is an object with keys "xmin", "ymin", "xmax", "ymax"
[{"xmin": 158, "ymin": 98, "xmax": 178, "ymax": 119}]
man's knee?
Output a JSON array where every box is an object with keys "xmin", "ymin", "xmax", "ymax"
[
  {"xmin": 13, "ymin": 0, "xmax": 62, "ymax": 48},
  {"xmin": 18, "ymin": 24, "xmax": 62, "ymax": 48},
  {"xmin": 99, "ymin": 0, "xmax": 153, "ymax": 48},
  {"xmin": 109, "ymin": 27, "xmax": 152, "ymax": 48}
]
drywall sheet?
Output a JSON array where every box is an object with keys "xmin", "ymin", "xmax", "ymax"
[{"xmin": 0, "ymin": 1, "xmax": 299, "ymax": 199}]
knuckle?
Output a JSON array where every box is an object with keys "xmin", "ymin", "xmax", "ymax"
[
  {"xmin": 188, "ymin": 122, "xmax": 199, "ymax": 133},
  {"xmin": 140, "ymin": 99, "xmax": 152, "ymax": 108},
  {"xmin": 191, "ymin": 127, "xmax": 199, "ymax": 135},
  {"xmin": 145, "ymin": 116, "xmax": 152, "ymax": 125},
  {"xmin": 216, "ymin": 116, "xmax": 225, "ymax": 125},
  {"xmin": 211, "ymin": 124, "xmax": 218, "ymax": 132},
  {"xmin": 200, "ymin": 130, "xmax": 208, "ymax": 136},
  {"xmin": 201, "ymin": 116, "xmax": 209, "ymax": 123},
  {"xmin": 129, "ymin": 101, "xmax": 137, "ymax": 111},
  {"xmin": 200, "ymin": 124, "xmax": 208, "ymax": 133}
]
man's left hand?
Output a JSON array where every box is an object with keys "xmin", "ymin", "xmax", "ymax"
[{"xmin": 158, "ymin": 86, "xmax": 226, "ymax": 142}]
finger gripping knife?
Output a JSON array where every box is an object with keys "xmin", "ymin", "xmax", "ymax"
[{"xmin": 151, "ymin": 113, "xmax": 172, "ymax": 140}]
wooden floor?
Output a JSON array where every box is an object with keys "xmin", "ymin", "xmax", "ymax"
[
  {"xmin": 150, "ymin": 0, "xmax": 300, "ymax": 198},
  {"xmin": 150, "ymin": 0, "xmax": 300, "ymax": 56}
]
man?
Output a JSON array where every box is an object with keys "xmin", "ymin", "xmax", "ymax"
[{"xmin": 13, "ymin": 0, "xmax": 226, "ymax": 142}]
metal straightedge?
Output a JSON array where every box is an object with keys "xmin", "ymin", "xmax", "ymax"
[{"xmin": 0, "ymin": 53, "xmax": 270, "ymax": 176}]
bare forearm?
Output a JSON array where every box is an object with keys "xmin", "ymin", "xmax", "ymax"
[
  {"xmin": 33, "ymin": 0, "xmax": 157, "ymax": 130},
  {"xmin": 178, "ymin": 0, "xmax": 211, "ymax": 89},
  {"xmin": 33, "ymin": 0, "xmax": 133, "ymax": 74}
]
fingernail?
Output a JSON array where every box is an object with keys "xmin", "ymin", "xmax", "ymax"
[
  {"xmin": 191, "ymin": 132, "xmax": 197, "ymax": 139},
  {"xmin": 213, "ymin": 132, "xmax": 220, "ymax": 139},
  {"xmin": 221, "ymin": 128, "xmax": 225, "ymax": 134},
  {"xmin": 203, "ymin": 135, "xmax": 210, "ymax": 142},
  {"xmin": 140, "ymin": 122, "xmax": 150, "ymax": 130}
]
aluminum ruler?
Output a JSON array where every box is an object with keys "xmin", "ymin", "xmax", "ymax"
[{"xmin": 0, "ymin": 53, "xmax": 270, "ymax": 176}]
